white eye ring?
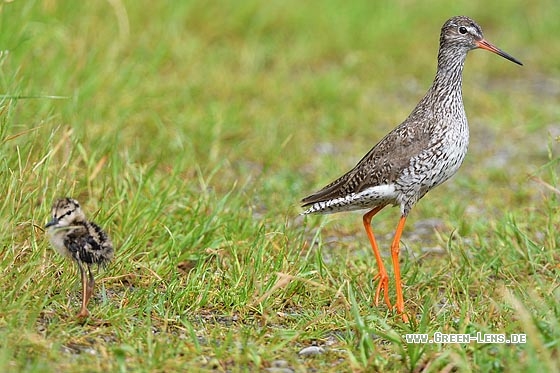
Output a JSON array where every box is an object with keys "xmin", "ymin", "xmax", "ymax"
[{"xmin": 458, "ymin": 26, "xmax": 468, "ymax": 34}]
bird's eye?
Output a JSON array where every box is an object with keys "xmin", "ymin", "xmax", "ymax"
[{"xmin": 458, "ymin": 26, "xmax": 468, "ymax": 34}]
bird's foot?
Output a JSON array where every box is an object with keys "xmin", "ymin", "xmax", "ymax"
[
  {"xmin": 76, "ymin": 308, "xmax": 89, "ymax": 319},
  {"xmin": 399, "ymin": 312, "xmax": 409, "ymax": 323},
  {"xmin": 373, "ymin": 272, "xmax": 392, "ymax": 309},
  {"xmin": 373, "ymin": 273, "xmax": 410, "ymax": 322},
  {"xmin": 397, "ymin": 307, "xmax": 409, "ymax": 323},
  {"xmin": 395, "ymin": 295, "xmax": 409, "ymax": 323}
]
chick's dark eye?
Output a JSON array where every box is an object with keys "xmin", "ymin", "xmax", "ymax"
[{"xmin": 459, "ymin": 26, "xmax": 467, "ymax": 34}]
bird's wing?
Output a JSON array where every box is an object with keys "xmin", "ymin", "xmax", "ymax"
[
  {"xmin": 64, "ymin": 223, "xmax": 113, "ymax": 265},
  {"xmin": 301, "ymin": 118, "xmax": 432, "ymax": 206}
]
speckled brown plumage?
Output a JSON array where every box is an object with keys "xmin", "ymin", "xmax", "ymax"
[{"xmin": 301, "ymin": 16, "xmax": 522, "ymax": 322}]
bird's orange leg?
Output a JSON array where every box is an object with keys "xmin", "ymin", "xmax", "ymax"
[
  {"xmin": 391, "ymin": 215, "xmax": 409, "ymax": 323},
  {"xmin": 76, "ymin": 262, "xmax": 90, "ymax": 318},
  {"xmin": 363, "ymin": 206, "xmax": 392, "ymax": 309}
]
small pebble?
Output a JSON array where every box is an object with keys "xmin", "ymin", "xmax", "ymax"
[{"xmin": 298, "ymin": 346, "xmax": 325, "ymax": 356}]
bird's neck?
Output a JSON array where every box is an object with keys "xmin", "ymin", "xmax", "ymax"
[{"xmin": 430, "ymin": 46, "xmax": 468, "ymax": 98}]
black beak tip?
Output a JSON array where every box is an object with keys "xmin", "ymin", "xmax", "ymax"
[
  {"xmin": 45, "ymin": 219, "xmax": 57, "ymax": 228},
  {"xmin": 511, "ymin": 57, "xmax": 523, "ymax": 66},
  {"xmin": 501, "ymin": 52, "xmax": 523, "ymax": 66}
]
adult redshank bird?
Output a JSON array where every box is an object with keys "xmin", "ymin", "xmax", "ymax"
[
  {"xmin": 301, "ymin": 16, "xmax": 522, "ymax": 322},
  {"xmin": 45, "ymin": 198, "xmax": 114, "ymax": 318}
]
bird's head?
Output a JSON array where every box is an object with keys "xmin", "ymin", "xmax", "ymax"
[
  {"xmin": 45, "ymin": 197, "xmax": 87, "ymax": 231},
  {"xmin": 440, "ymin": 16, "xmax": 522, "ymax": 66}
]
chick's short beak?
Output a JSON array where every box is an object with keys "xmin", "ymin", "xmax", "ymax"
[{"xmin": 45, "ymin": 218, "xmax": 58, "ymax": 228}]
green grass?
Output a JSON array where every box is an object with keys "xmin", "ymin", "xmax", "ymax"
[{"xmin": 1, "ymin": 0, "xmax": 559, "ymax": 371}]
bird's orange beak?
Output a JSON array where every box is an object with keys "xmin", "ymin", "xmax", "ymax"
[{"xmin": 476, "ymin": 39, "xmax": 523, "ymax": 66}]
